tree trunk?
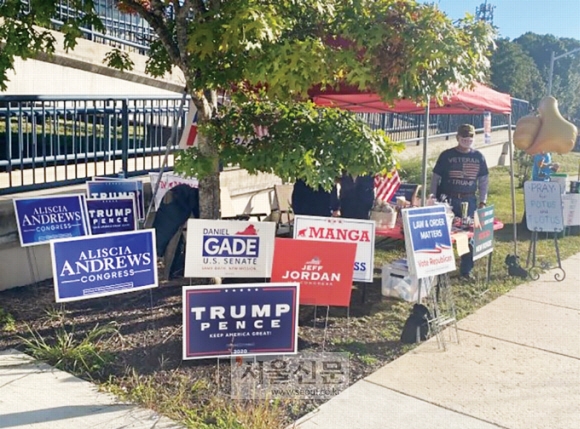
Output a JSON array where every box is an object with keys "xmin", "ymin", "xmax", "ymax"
[
  {"xmin": 199, "ymin": 170, "xmax": 221, "ymax": 219},
  {"xmin": 194, "ymin": 92, "xmax": 221, "ymax": 219}
]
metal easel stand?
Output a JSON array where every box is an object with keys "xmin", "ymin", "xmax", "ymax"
[
  {"xmin": 425, "ymin": 274, "xmax": 460, "ymax": 351},
  {"xmin": 526, "ymin": 229, "xmax": 566, "ymax": 281}
]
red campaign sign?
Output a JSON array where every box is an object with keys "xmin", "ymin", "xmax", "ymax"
[{"xmin": 271, "ymin": 238, "xmax": 357, "ymax": 307}]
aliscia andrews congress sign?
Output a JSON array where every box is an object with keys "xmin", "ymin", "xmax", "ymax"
[{"xmin": 50, "ymin": 230, "xmax": 158, "ymax": 302}]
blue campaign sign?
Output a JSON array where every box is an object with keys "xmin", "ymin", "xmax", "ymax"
[
  {"xmin": 87, "ymin": 180, "xmax": 144, "ymax": 221},
  {"xmin": 182, "ymin": 283, "xmax": 299, "ymax": 360},
  {"xmin": 389, "ymin": 183, "xmax": 420, "ymax": 204},
  {"xmin": 86, "ymin": 198, "xmax": 137, "ymax": 235},
  {"xmin": 13, "ymin": 195, "xmax": 89, "ymax": 247},
  {"xmin": 402, "ymin": 205, "xmax": 455, "ymax": 278},
  {"xmin": 50, "ymin": 230, "xmax": 158, "ymax": 302}
]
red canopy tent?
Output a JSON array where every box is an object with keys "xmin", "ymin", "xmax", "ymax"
[
  {"xmin": 310, "ymin": 82, "xmax": 518, "ymax": 254},
  {"xmin": 310, "ymin": 82, "xmax": 512, "ymax": 115}
]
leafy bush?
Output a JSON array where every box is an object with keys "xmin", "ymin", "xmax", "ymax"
[{"xmin": 0, "ymin": 308, "xmax": 16, "ymax": 332}]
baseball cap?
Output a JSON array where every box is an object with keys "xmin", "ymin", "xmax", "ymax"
[{"xmin": 457, "ymin": 124, "xmax": 475, "ymax": 137}]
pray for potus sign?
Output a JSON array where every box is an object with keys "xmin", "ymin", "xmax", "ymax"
[
  {"xmin": 50, "ymin": 230, "xmax": 157, "ymax": 302},
  {"xmin": 271, "ymin": 238, "xmax": 357, "ymax": 307},
  {"xmin": 293, "ymin": 216, "xmax": 375, "ymax": 283}
]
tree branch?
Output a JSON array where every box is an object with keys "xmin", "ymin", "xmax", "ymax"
[{"xmin": 120, "ymin": 0, "xmax": 183, "ymax": 68}]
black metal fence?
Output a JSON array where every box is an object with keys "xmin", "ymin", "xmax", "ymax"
[
  {"xmin": 359, "ymin": 97, "xmax": 530, "ymax": 144},
  {"xmin": 1, "ymin": 95, "xmax": 530, "ymax": 196},
  {"xmin": 0, "ymin": 95, "xmax": 185, "ymax": 195}
]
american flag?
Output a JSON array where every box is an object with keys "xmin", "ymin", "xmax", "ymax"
[
  {"xmin": 374, "ymin": 169, "xmax": 401, "ymax": 203},
  {"xmin": 178, "ymin": 99, "xmax": 199, "ymax": 149}
]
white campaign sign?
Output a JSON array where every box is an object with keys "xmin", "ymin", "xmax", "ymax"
[
  {"xmin": 149, "ymin": 173, "xmax": 199, "ymax": 210},
  {"xmin": 402, "ymin": 206, "xmax": 455, "ymax": 278},
  {"xmin": 292, "ymin": 215, "xmax": 375, "ymax": 283},
  {"xmin": 184, "ymin": 219, "xmax": 276, "ymax": 278},
  {"xmin": 562, "ymin": 193, "xmax": 580, "ymax": 226},
  {"xmin": 524, "ymin": 181, "xmax": 564, "ymax": 232}
]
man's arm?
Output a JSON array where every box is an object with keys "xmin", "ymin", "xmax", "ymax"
[
  {"xmin": 478, "ymin": 175, "xmax": 489, "ymax": 208},
  {"xmin": 430, "ymin": 172, "xmax": 441, "ymax": 197}
]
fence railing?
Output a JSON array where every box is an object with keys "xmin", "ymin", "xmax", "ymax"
[
  {"xmin": 0, "ymin": 95, "xmax": 186, "ymax": 195},
  {"xmin": 1, "ymin": 95, "xmax": 530, "ymax": 195}
]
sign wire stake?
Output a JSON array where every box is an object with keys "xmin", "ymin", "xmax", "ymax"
[
  {"xmin": 313, "ymin": 305, "xmax": 317, "ymax": 328},
  {"xmin": 322, "ymin": 306, "xmax": 330, "ymax": 351}
]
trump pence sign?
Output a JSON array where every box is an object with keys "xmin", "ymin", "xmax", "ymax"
[
  {"xmin": 184, "ymin": 220, "xmax": 276, "ymax": 278},
  {"xmin": 182, "ymin": 283, "xmax": 299, "ymax": 360}
]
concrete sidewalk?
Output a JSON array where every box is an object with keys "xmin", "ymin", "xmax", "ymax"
[
  {"xmin": 0, "ymin": 349, "xmax": 183, "ymax": 428},
  {"xmin": 294, "ymin": 253, "xmax": 580, "ymax": 429}
]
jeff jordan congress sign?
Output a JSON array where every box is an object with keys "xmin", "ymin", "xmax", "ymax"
[{"xmin": 50, "ymin": 230, "xmax": 158, "ymax": 302}]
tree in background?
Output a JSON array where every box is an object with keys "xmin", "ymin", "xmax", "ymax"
[
  {"xmin": 490, "ymin": 38, "xmax": 545, "ymax": 108},
  {"xmin": 512, "ymin": 33, "xmax": 580, "ymax": 120},
  {"xmin": 0, "ymin": 0, "xmax": 495, "ymax": 218}
]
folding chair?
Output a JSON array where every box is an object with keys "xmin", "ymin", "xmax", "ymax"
[{"xmin": 273, "ymin": 184, "xmax": 294, "ymax": 236}]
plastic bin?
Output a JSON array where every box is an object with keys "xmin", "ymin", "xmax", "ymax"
[{"xmin": 381, "ymin": 264, "xmax": 434, "ymax": 302}]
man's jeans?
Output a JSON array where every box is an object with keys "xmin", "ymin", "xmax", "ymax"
[{"xmin": 450, "ymin": 196, "xmax": 477, "ymax": 276}]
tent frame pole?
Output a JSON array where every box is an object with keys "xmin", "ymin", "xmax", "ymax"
[
  {"xmin": 507, "ymin": 114, "xmax": 518, "ymax": 256},
  {"xmin": 421, "ymin": 97, "xmax": 431, "ymax": 206}
]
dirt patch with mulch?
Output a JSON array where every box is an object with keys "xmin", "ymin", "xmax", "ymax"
[{"xmin": 0, "ymin": 275, "xmax": 413, "ymax": 427}]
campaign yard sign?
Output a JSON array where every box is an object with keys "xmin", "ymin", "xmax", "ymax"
[
  {"xmin": 402, "ymin": 206, "xmax": 455, "ymax": 278},
  {"xmin": 271, "ymin": 238, "xmax": 356, "ymax": 307},
  {"xmin": 389, "ymin": 183, "xmax": 420, "ymax": 204},
  {"xmin": 13, "ymin": 195, "xmax": 89, "ymax": 247},
  {"xmin": 524, "ymin": 181, "xmax": 564, "ymax": 232},
  {"xmin": 87, "ymin": 179, "xmax": 144, "ymax": 221},
  {"xmin": 184, "ymin": 220, "xmax": 276, "ymax": 278},
  {"xmin": 86, "ymin": 198, "xmax": 137, "ymax": 235},
  {"xmin": 293, "ymin": 216, "xmax": 375, "ymax": 283},
  {"xmin": 182, "ymin": 283, "xmax": 299, "ymax": 360},
  {"xmin": 50, "ymin": 230, "xmax": 157, "ymax": 303},
  {"xmin": 472, "ymin": 205, "xmax": 495, "ymax": 261},
  {"xmin": 149, "ymin": 172, "xmax": 199, "ymax": 210}
]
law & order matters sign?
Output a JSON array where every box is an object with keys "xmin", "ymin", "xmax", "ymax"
[
  {"xmin": 50, "ymin": 230, "xmax": 157, "ymax": 302},
  {"xmin": 402, "ymin": 205, "xmax": 455, "ymax": 278},
  {"xmin": 13, "ymin": 195, "xmax": 90, "ymax": 246},
  {"xmin": 270, "ymin": 238, "xmax": 357, "ymax": 307},
  {"xmin": 182, "ymin": 283, "xmax": 299, "ymax": 360},
  {"xmin": 184, "ymin": 220, "xmax": 276, "ymax": 278},
  {"xmin": 292, "ymin": 216, "xmax": 375, "ymax": 283}
]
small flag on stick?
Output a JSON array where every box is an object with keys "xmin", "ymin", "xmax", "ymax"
[
  {"xmin": 178, "ymin": 99, "xmax": 198, "ymax": 149},
  {"xmin": 374, "ymin": 169, "xmax": 401, "ymax": 203}
]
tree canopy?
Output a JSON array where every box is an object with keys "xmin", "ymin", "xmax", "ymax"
[{"xmin": 1, "ymin": 0, "xmax": 496, "ymax": 218}]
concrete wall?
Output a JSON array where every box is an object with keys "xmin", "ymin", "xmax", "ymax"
[{"xmin": 4, "ymin": 26, "xmax": 185, "ymax": 95}]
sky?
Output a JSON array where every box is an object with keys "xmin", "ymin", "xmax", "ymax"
[{"xmin": 420, "ymin": 0, "xmax": 580, "ymax": 41}]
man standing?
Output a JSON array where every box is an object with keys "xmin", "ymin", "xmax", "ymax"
[{"xmin": 430, "ymin": 124, "xmax": 489, "ymax": 280}]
